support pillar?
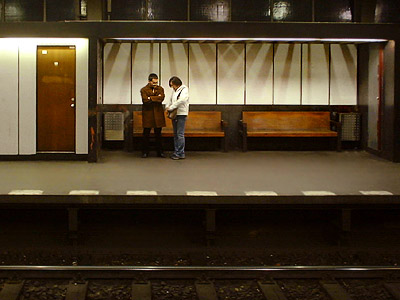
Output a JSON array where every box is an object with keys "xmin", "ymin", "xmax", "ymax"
[
  {"xmin": 68, "ymin": 208, "xmax": 79, "ymax": 242},
  {"xmin": 205, "ymin": 209, "xmax": 216, "ymax": 244}
]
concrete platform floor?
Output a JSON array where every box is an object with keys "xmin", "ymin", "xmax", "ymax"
[{"xmin": 0, "ymin": 150, "xmax": 399, "ymax": 196}]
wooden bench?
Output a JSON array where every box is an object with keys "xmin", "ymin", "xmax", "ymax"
[
  {"xmin": 133, "ymin": 111, "xmax": 228, "ymax": 151},
  {"xmin": 238, "ymin": 111, "xmax": 342, "ymax": 152}
]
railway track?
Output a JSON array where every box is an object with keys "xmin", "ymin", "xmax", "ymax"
[{"xmin": 1, "ymin": 265, "xmax": 400, "ymax": 299}]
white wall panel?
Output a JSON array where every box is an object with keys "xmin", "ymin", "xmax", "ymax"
[
  {"xmin": 104, "ymin": 43, "xmax": 131, "ymax": 104},
  {"xmin": 217, "ymin": 44, "xmax": 244, "ymax": 104},
  {"xmin": 19, "ymin": 41, "xmax": 37, "ymax": 154},
  {"xmin": 274, "ymin": 44, "xmax": 301, "ymax": 105},
  {"xmin": 302, "ymin": 44, "xmax": 330, "ymax": 105},
  {"xmin": 330, "ymin": 44, "xmax": 357, "ymax": 105},
  {"xmin": 189, "ymin": 43, "xmax": 216, "ymax": 104},
  {"xmin": 0, "ymin": 40, "xmax": 19, "ymax": 154},
  {"xmin": 16, "ymin": 38, "xmax": 89, "ymax": 155},
  {"xmin": 246, "ymin": 43, "xmax": 273, "ymax": 105},
  {"xmin": 131, "ymin": 43, "xmax": 159, "ymax": 104},
  {"xmin": 75, "ymin": 39, "xmax": 89, "ymax": 154},
  {"xmin": 161, "ymin": 43, "xmax": 188, "ymax": 99}
]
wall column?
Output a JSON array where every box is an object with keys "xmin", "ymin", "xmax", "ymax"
[{"xmin": 88, "ymin": 37, "xmax": 100, "ymax": 162}]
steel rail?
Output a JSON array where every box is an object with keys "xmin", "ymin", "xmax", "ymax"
[
  {"xmin": 1, "ymin": 265, "xmax": 400, "ymax": 280},
  {"xmin": 1, "ymin": 265, "xmax": 400, "ymax": 271}
]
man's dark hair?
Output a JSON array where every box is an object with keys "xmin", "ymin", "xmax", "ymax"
[
  {"xmin": 169, "ymin": 76, "xmax": 182, "ymax": 87},
  {"xmin": 148, "ymin": 73, "xmax": 158, "ymax": 81}
]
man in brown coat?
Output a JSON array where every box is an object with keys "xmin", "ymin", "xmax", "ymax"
[{"xmin": 140, "ymin": 73, "xmax": 166, "ymax": 158}]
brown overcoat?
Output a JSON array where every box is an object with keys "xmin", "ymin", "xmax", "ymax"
[{"xmin": 140, "ymin": 83, "xmax": 166, "ymax": 128}]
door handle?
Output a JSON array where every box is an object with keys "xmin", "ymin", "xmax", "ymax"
[
  {"xmin": 71, "ymin": 103, "xmax": 75, "ymax": 108},
  {"xmin": 71, "ymin": 98, "xmax": 75, "ymax": 102}
]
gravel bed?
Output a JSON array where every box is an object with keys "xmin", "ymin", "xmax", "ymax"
[
  {"xmin": 1, "ymin": 250, "xmax": 400, "ymax": 266},
  {"xmin": 340, "ymin": 279, "xmax": 395, "ymax": 300},
  {"xmin": 204, "ymin": 250, "xmax": 400, "ymax": 267},
  {"xmin": 87, "ymin": 280, "xmax": 131, "ymax": 300},
  {"xmin": 0, "ymin": 279, "xmax": 396, "ymax": 299},
  {"xmin": 152, "ymin": 280, "xmax": 197, "ymax": 300},
  {"xmin": 277, "ymin": 280, "xmax": 330, "ymax": 300},
  {"xmin": 20, "ymin": 280, "xmax": 68, "ymax": 300},
  {"xmin": 214, "ymin": 280, "xmax": 265, "ymax": 300},
  {"xmin": 0, "ymin": 251, "xmax": 191, "ymax": 266}
]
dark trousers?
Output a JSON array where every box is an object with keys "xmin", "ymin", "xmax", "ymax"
[{"xmin": 142, "ymin": 127, "xmax": 163, "ymax": 154}]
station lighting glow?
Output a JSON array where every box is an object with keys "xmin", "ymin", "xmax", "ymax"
[
  {"xmin": 273, "ymin": 1, "xmax": 290, "ymax": 21},
  {"xmin": 113, "ymin": 37, "xmax": 388, "ymax": 43}
]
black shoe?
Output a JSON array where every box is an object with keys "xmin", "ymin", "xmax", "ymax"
[
  {"xmin": 170, "ymin": 154, "xmax": 185, "ymax": 160},
  {"xmin": 142, "ymin": 153, "xmax": 148, "ymax": 158},
  {"xmin": 157, "ymin": 152, "xmax": 166, "ymax": 158}
]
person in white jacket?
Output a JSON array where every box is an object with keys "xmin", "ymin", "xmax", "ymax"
[{"xmin": 165, "ymin": 76, "xmax": 189, "ymax": 160}]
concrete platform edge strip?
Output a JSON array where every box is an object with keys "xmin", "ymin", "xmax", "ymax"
[
  {"xmin": 360, "ymin": 191, "xmax": 393, "ymax": 195},
  {"xmin": 302, "ymin": 191, "xmax": 337, "ymax": 196},
  {"xmin": 186, "ymin": 191, "xmax": 218, "ymax": 196},
  {"xmin": 245, "ymin": 191, "xmax": 278, "ymax": 196},
  {"xmin": 69, "ymin": 190, "xmax": 100, "ymax": 195},
  {"xmin": 8, "ymin": 190, "xmax": 44, "ymax": 195},
  {"xmin": 127, "ymin": 191, "xmax": 158, "ymax": 196}
]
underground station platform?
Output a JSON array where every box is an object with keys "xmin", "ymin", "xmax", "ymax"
[{"xmin": 0, "ymin": 150, "xmax": 399, "ymax": 237}]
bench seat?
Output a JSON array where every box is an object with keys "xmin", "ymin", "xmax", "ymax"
[
  {"xmin": 133, "ymin": 111, "xmax": 228, "ymax": 151},
  {"xmin": 248, "ymin": 130, "xmax": 338, "ymax": 137},
  {"xmin": 134, "ymin": 129, "xmax": 225, "ymax": 137},
  {"xmin": 239, "ymin": 111, "xmax": 341, "ymax": 151}
]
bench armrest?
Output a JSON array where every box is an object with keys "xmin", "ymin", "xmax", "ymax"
[
  {"xmin": 238, "ymin": 120, "xmax": 247, "ymax": 136},
  {"xmin": 330, "ymin": 119, "xmax": 342, "ymax": 152},
  {"xmin": 330, "ymin": 120, "xmax": 342, "ymax": 132}
]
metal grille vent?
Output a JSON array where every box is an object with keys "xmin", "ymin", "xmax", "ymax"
[
  {"xmin": 104, "ymin": 112, "xmax": 124, "ymax": 141},
  {"xmin": 339, "ymin": 113, "xmax": 361, "ymax": 141}
]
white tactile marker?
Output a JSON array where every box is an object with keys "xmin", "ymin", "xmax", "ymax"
[
  {"xmin": 8, "ymin": 190, "xmax": 44, "ymax": 195},
  {"xmin": 127, "ymin": 191, "xmax": 158, "ymax": 196},
  {"xmin": 69, "ymin": 190, "xmax": 99, "ymax": 195},
  {"xmin": 245, "ymin": 191, "xmax": 278, "ymax": 196},
  {"xmin": 360, "ymin": 191, "xmax": 393, "ymax": 195},
  {"xmin": 302, "ymin": 191, "xmax": 336, "ymax": 196},
  {"xmin": 186, "ymin": 191, "xmax": 218, "ymax": 196}
]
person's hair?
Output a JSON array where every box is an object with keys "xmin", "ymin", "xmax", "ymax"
[
  {"xmin": 169, "ymin": 76, "xmax": 182, "ymax": 87},
  {"xmin": 148, "ymin": 73, "xmax": 158, "ymax": 81}
]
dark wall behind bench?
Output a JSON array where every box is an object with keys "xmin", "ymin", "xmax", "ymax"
[{"xmin": 98, "ymin": 104, "xmax": 358, "ymax": 152}]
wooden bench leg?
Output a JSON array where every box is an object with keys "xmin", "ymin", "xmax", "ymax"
[{"xmin": 242, "ymin": 125, "xmax": 248, "ymax": 152}]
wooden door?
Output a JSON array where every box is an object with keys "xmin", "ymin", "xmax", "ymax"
[{"xmin": 37, "ymin": 46, "xmax": 76, "ymax": 152}]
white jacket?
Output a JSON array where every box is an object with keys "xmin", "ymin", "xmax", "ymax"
[{"xmin": 165, "ymin": 85, "xmax": 189, "ymax": 116}]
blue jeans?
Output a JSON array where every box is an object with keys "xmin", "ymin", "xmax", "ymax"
[{"xmin": 172, "ymin": 115, "xmax": 187, "ymax": 157}]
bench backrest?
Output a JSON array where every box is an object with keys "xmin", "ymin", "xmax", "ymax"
[
  {"xmin": 185, "ymin": 111, "xmax": 222, "ymax": 131},
  {"xmin": 243, "ymin": 111, "xmax": 331, "ymax": 131},
  {"xmin": 133, "ymin": 111, "xmax": 168, "ymax": 131},
  {"xmin": 133, "ymin": 111, "xmax": 222, "ymax": 131}
]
